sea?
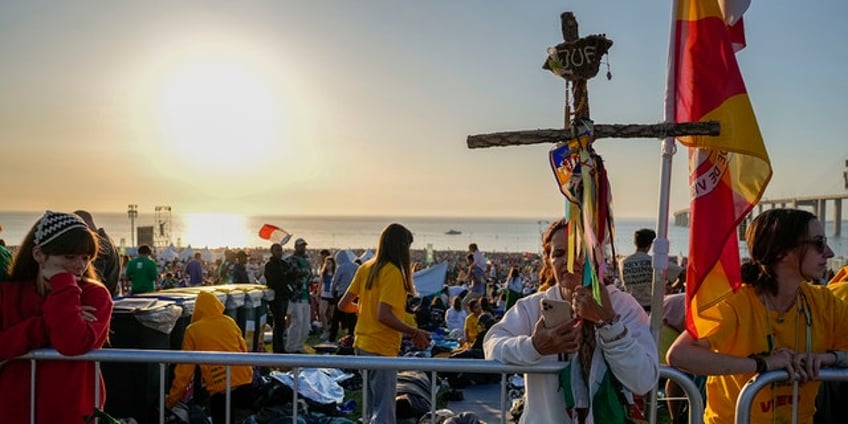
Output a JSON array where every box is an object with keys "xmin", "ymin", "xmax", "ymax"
[{"xmin": 1, "ymin": 211, "xmax": 846, "ymax": 266}]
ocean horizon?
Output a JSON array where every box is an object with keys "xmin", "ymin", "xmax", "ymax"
[{"xmin": 1, "ymin": 211, "xmax": 846, "ymax": 263}]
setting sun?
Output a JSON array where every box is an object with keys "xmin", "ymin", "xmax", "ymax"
[
  {"xmin": 155, "ymin": 59, "xmax": 282, "ymax": 169},
  {"xmin": 126, "ymin": 30, "xmax": 296, "ymax": 181}
]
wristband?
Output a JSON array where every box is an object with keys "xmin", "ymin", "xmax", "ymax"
[
  {"xmin": 600, "ymin": 326, "xmax": 628, "ymax": 343},
  {"xmin": 749, "ymin": 354, "xmax": 768, "ymax": 374},
  {"xmin": 596, "ymin": 314, "xmax": 620, "ymax": 329}
]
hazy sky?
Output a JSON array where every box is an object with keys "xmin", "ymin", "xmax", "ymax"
[{"xmin": 2, "ymin": 1, "xmax": 846, "ymax": 219}]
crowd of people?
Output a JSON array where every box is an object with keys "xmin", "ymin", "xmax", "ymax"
[{"xmin": 2, "ymin": 209, "xmax": 848, "ymax": 423}]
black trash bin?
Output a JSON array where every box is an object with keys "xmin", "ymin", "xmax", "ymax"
[
  {"xmin": 135, "ymin": 291, "xmax": 197, "ymax": 350},
  {"xmin": 102, "ymin": 297, "xmax": 182, "ymax": 422},
  {"xmin": 220, "ymin": 287, "xmax": 245, "ymax": 323},
  {"xmin": 240, "ymin": 288, "xmax": 265, "ymax": 351}
]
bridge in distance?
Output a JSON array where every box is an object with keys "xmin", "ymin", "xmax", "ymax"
[{"xmin": 673, "ymin": 194, "xmax": 848, "ymax": 237}]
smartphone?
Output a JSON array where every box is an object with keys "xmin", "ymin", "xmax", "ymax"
[{"xmin": 541, "ymin": 298, "xmax": 573, "ymax": 328}]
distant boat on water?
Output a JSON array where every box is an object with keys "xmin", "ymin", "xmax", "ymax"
[{"xmin": 445, "ymin": 229, "xmax": 462, "ymax": 235}]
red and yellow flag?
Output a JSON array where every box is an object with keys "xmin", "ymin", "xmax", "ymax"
[{"xmin": 666, "ymin": 0, "xmax": 772, "ymax": 337}]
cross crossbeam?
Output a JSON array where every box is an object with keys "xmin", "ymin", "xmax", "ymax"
[{"xmin": 467, "ymin": 121, "xmax": 719, "ymax": 149}]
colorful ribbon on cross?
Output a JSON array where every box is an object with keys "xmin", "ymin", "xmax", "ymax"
[{"xmin": 548, "ymin": 120, "xmax": 616, "ymax": 303}]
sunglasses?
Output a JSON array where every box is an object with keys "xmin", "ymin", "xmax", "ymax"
[{"xmin": 800, "ymin": 236, "xmax": 828, "ymax": 253}]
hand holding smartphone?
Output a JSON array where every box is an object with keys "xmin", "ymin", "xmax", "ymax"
[{"xmin": 541, "ymin": 298, "xmax": 573, "ymax": 328}]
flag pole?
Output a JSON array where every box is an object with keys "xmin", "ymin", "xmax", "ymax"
[{"xmin": 647, "ymin": 2, "xmax": 682, "ymax": 423}]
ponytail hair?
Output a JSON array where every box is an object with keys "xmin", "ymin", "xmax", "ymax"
[{"xmin": 743, "ymin": 208, "xmax": 816, "ymax": 295}]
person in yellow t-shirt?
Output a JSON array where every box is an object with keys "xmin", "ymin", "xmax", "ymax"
[
  {"xmin": 338, "ymin": 223, "xmax": 431, "ymax": 423},
  {"xmin": 166, "ymin": 291, "xmax": 254, "ymax": 424},
  {"xmin": 463, "ymin": 298, "xmax": 482, "ymax": 348},
  {"xmin": 668, "ymin": 208, "xmax": 848, "ymax": 424}
]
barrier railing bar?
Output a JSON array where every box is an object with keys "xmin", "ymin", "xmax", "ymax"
[
  {"xmin": 430, "ymin": 370, "xmax": 438, "ymax": 424},
  {"xmin": 225, "ymin": 365, "xmax": 232, "ymax": 424},
  {"xmin": 734, "ymin": 368, "xmax": 848, "ymax": 424},
  {"xmin": 94, "ymin": 362, "xmax": 101, "ymax": 424},
  {"xmin": 30, "ymin": 359, "xmax": 36, "ymax": 424},
  {"xmin": 362, "ymin": 368, "xmax": 369, "ymax": 421},
  {"xmin": 19, "ymin": 349, "xmax": 565, "ymax": 373},
  {"xmin": 500, "ymin": 373, "xmax": 508, "ymax": 424},
  {"xmin": 293, "ymin": 367, "xmax": 300, "ymax": 423},
  {"xmin": 659, "ymin": 366, "xmax": 704, "ymax": 424},
  {"xmin": 159, "ymin": 363, "xmax": 166, "ymax": 423},
  {"xmin": 19, "ymin": 349, "xmax": 703, "ymax": 424}
]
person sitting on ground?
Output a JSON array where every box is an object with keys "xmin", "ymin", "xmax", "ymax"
[
  {"xmin": 413, "ymin": 294, "xmax": 432, "ymax": 331},
  {"xmin": 428, "ymin": 296, "xmax": 447, "ymax": 330},
  {"xmin": 444, "ymin": 312, "xmax": 500, "ymax": 387},
  {"xmin": 444, "ymin": 296, "xmax": 468, "ymax": 338},
  {"xmin": 463, "ymin": 298, "xmax": 483, "ymax": 348},
  {"xmin": 166, "ymin": 291, "xmax": 254, "ymax": 424},
  {"xmin": 160, "ymin": 272, "xmax": 179, "ymax": 290}
]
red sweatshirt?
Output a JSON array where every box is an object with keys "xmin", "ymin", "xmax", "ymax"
[{"xmin": 0, "ymin": 272, "xmax": 113, "ymax": 424}]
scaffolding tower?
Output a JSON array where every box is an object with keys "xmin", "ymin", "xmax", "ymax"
[{"xmin": 154, "ymin": 206, "xmax": 172, "ymax": 249}]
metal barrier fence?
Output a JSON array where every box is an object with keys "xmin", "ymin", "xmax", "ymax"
[
  {"xmin": 735, "ymin": 368, "xmax": 848, "ymax": 424},
  {"xmin": 18, "ymin": 349, "xmax": 702, "ymax": 424}
]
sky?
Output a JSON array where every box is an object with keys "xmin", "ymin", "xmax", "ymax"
[{"xmin": 1, "ymin": 1, "xmax": 846, "ymax": 220}]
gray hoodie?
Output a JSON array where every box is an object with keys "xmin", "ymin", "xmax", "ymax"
[{"xmin": 330, "ymin": 250, "xmax": 359, "ymax": 297}]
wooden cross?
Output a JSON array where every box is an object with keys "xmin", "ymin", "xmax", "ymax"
[{"xmin": 466, "ymin": 12, "xmax": 719, "ymax": 149}]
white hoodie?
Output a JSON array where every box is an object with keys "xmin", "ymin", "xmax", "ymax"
[{"xmin": 483, "ymin": 284, "xmax": 658, "ymax": 424}]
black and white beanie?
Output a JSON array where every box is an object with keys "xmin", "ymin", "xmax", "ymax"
[{"xmin": 34, "ymin": 210, "xmax": 89, "ymax": 247}]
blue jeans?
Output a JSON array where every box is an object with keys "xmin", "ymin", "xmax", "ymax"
[{"xmin": 356, "ymin": 348, "xmax": 397, "ymax": 424}]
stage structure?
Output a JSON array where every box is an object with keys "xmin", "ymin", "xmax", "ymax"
[{"xmin": 154, "ymin": 205, "xmax": 172, "ymax": 249}]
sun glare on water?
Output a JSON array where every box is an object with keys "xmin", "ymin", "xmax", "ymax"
[{"xmin": 179, "ymin": 212, "xmax": 250, "ymax": 248}]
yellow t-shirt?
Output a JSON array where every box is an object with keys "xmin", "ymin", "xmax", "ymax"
[
  {"xmin": 464, "ymin": 313, "xmax": 479, "ymax": 345},
  {"xmin": 347, "ymin": 260, "xmax": 411, "ymax": 357},
  {"xmin": 702, "ymin": 283, "xmax": 848, "ymax": 424}
]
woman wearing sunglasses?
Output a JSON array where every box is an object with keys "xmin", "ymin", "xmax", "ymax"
[{"xmin": 668, "ymin": 208, "xmax": 848, "ymax": 424}]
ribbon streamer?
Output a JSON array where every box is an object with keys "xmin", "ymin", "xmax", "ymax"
[{"xmin": 549, "ymin": 120, "xmax": 616, "ymax": 303}]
